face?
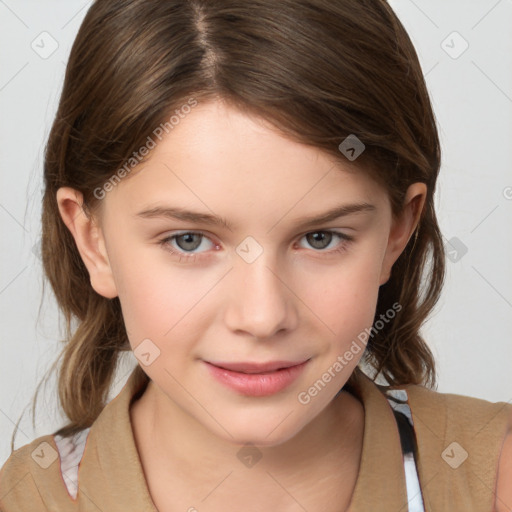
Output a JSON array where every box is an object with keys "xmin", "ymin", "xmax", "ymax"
[{"xmin": 58, "ymin": 99, "xmax": 424, "ymax": 447}]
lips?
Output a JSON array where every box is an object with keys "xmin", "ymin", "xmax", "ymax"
[
  {"xmin": 204, "ymin": 359, "xmax": 311, "ymax": 396},
  {"xmin": 207, "ymin": 360, "xmax": 308, "ymax": 374}
]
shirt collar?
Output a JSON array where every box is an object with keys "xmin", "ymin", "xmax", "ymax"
[
  {"xmin": 78, "ymin": 365, "xmax": 408, "ymax": 511},
  {"xmin": 345, "ymin": 367, "xmax": 409, "ymax": 510}
]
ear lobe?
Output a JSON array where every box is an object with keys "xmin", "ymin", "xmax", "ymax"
[
  {"xmin": 56, "ymin": 187, "xmax": 118, "ymax": 299},
  {"xmin": 379, "ymin": 183, "xmax": 427, "ymax": 286}
]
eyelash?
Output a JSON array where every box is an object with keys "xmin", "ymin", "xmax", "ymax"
[{"xmin": 158, "ymin": 230, "xmax": 354, "ymax": 262}]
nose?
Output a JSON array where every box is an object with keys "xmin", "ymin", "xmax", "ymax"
[{"xmin": 223, "ymin": 250, "xmax": 298, "ymax": 340}]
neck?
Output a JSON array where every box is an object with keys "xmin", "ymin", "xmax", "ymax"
[{"xmin": 130, "ymin": 377, "xmax": 364, "ymax": 510}]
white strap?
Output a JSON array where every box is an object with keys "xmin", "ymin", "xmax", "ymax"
[
  {"xmin": 385, "ymin": 389, "xmax": 425, "ymax": 512},
  {"xmin": 53, "ymin": 427, "xmax": 91, "ymax": 499}
]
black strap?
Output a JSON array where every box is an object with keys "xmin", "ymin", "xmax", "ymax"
[{"xmin": 393, "ymin": 408, "xmax": 418, "ymax": 456}]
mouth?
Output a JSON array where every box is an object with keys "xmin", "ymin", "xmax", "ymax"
[
  {"xmin": 203, "ymin": 359, "xmax": 311, "ymax": 397},
  {"xmin": 206, "ymin": 360, "xmax": 310, "ymax": 374}
]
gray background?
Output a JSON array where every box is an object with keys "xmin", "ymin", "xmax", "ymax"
[{"xmin": 1, "ymin": 0, "xmax": 511, "ymax": 466}]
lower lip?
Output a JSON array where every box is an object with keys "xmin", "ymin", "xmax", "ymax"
[{"xmin": 204, "ymin": 360, "xmax": 309, "ymax": 397}]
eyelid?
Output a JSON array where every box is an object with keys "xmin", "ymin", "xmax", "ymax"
[{"xmin": 169, "ymin": 230, "xmax": 219, "ymax": 248}]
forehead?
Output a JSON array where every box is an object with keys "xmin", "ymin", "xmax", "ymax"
[{"xmin": 99, "ymin": 100, "xmax": 387, "ymax": 220}]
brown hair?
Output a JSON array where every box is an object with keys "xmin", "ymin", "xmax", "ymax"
[{"xmin": 12, "ymin": 0, "xmax": 445, "ymax": 449}]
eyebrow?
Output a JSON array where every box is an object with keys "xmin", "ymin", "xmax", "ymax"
[{"xmin": 135, "ymin": 202, "xmax": 376, "ymax": 231}]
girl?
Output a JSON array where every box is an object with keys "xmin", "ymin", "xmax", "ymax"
[{"xmin": 1, "ymin": 0, "xmax": 511, "ymax": 510}]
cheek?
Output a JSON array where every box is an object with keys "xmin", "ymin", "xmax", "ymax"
[
  {"xmin": 111, "ymin": 247, "xmax": 211, "ymax": 344},
  {"xmin": 300, "ymin": 251, "xmax": 383, "ymax": 334}
]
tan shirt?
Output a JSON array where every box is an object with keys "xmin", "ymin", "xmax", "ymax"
[{"xmin": 1, "ymin": 366, "xmax": 510, "ymax": 511}]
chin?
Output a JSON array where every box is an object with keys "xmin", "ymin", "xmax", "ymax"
[
  {"xmin": 213, "ymin": 415, "xmax": 307, "ymax": 449},
  {"xmin": 231, "ymin": 432, "xmax": 293, "ymax": 449}
]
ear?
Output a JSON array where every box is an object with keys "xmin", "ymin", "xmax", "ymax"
[
  {"xmin": 56, "ymin": 187, "xmax": 118, "ymax": 299},
  {"xmin": 379, "ymin": 182, "xmax": 427, "ymax": 286}
]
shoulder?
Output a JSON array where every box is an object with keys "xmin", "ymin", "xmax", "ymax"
[
  {"xmin": 399, "ymin": 382, "xmax": 512, "ymax": 434},
  {"xmin": 384, "ymin": 382, "xmax": 512, "ymax": 510},
  {"xmin": 0, "ymin": 434, "xmax": 58, "ymax": 510},
  {"xmin": 0, "ymin": 430, "xmax": 87, "ymax": 511},
  {"xmin": 384, "ymin": 382, "xmax": 512, "ymax": 462}
]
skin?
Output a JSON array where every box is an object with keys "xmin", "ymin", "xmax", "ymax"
[
  {"xmin": 57, "ymin": 99, "xmax": 428, "ymax": 511},
  {"xmin": 495, "ymin": 417, "xmax": 512, "ymax": 512}
]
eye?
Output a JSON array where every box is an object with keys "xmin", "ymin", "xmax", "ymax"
[
  {"xmin": 158, "ymin": 231, "xmax": 218, "ymax": 261},
  {"xmin": 297, "ymin": 230, "xmax": 354, "ymax": 254},
  {"xmin": 158, "ymin": 229, "xmax": 354, "ymax": 262}
]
